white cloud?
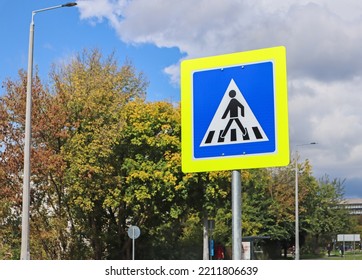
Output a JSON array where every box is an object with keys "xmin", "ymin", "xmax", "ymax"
[
  {"xmin": 289, "ymin": 76, "xmax": 362, "ymax": 179},
  {"xmin": 77, "ymin": 0, "xmax": 126, "ymax": 29},
  {"xmin": 77, "ymin": 1, "xmax": 362, "ymax": 82},
  {"xmin": 77, "ymin": 0, "xmax": 362, "ymax": 196},
  {"xmin": 84, "ymin": 0, "xmax": 362, "ymax": 85},
  {"xmin": 163, "ymin": 63, "xmax": 180, "ymax": 86}
]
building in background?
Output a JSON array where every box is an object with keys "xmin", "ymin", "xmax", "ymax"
[{"xmin": 341, "ymin": 198, "xmax": 362, "ymax": 215}]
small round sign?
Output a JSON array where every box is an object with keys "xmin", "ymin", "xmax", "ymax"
[{"xmin": 127, "ymin": 225, "xmax": 141, "ymax": 240}]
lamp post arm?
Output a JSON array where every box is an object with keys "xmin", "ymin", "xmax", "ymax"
[{"xmin": 32, "ymin": 2, "xmax": 77, "ymax": 23}]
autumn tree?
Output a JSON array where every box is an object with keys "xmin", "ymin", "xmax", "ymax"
[
  {"xmin": 0, "ymin": 69, "xmax": 68, "ymax": 259},
  {"xmin": 48, "ymin": 50, "xmax": 148, "ymax": 259},
  {"xmin": 0, "ymin": 49, "xmax": 148, "ymax": 259},
  {"xmin": 51, "ymin": 49, "xmax": 194, "ymax": 259}
]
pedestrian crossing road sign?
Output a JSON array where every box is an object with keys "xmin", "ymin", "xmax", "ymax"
[{"xmin": 181, "ymin": 46, "xmax": 289, "ymax": 172}]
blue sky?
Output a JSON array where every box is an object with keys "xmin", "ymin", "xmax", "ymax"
[
  {"xmin": 0, "ymin": 0, "xmax": 182, "ymax": 102},
  {"xmin": 1, "ymin": 0, "xmax": 362, "ymax": 198}
]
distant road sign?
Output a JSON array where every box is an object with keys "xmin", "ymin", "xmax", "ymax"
[
  {"xmin": 181, "ymin": 46, "xmax": 289, "ymax": 172},
  {"xmin": 337, "ymin": 234, "xmax": 360, "ymax": 242},
  {"xmin": 128, "ymin": 225, "xmax": 141, "ymax": 240}
]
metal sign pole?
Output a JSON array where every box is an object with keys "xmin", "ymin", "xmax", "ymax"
[
  {"xmin": 232, "ymin": 170, "xmax": 242, "ymax": 260},
  {"xmin": 132, "ymin": 227, "xmax": 135, "ymax": 260}
]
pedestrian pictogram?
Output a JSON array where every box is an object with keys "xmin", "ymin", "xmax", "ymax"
[{"xmin": 200, "ymin": 79, "xmax": 268, "ymax": 147}]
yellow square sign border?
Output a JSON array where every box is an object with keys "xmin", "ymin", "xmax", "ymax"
[{"xmin": 181, "ymin": 46, "xmax": 289, "ymax": 172}]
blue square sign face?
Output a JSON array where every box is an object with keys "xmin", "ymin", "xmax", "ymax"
[
  {"xmin": 181, "ymin": 46, "xmax": 289, "ymax": 172},
  {"xmin": 192, "ymin": 61, "xmax": 276, "ymax": 159}
]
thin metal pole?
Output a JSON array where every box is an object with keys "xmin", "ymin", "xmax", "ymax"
[
  {"xmin": 132, "ymin": 227, "xmax": 135, "ymax": 260},
  {"xmin": 20, "ymin": 19, "xmax": 34, "ymax": 261},
  {"xmin": 20, "ymin": 2, "xmax": 77, "ymax": 261},
  {"xmin": 232, "ymin": 170, "xmax": 242, "ymax": 260},
  {"xmin": 295, "ymin": 155, "xmax": 299, "ymax": 260},
  {"xmin": 203, "ymin": 215, "xmax": 209, "ymax": 260}
]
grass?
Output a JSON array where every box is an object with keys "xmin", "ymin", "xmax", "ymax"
[
  {"xmin": 282, "ymin": 250, "xmax": 362, "ymax": 260},
  {"xmin": 319, "ymin": 250, "xmax": 362, "ymax": 260}
]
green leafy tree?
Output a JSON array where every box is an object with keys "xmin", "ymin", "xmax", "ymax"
[
  {"xmin": 114, "ymin": 99, "xmax": 186, "ymax": 259},
  {"xmin": 52, "ymin": 50, "xmax": 148, "ymax": 259},
  {"xmin": 301, "ymin": 176, "xmax": 352, "ymax": 254}
]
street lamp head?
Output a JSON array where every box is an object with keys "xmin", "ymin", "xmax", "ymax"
[
  {"xmin": 62, "ymin": 2, "xmax": 77, "ymax": 7},
  {"xmin": 296, "ymin": 142, "xmax": 318, "ymax": 148}
]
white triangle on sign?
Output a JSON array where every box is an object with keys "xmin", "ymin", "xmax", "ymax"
[{"xmin": 200, "ymin": 79, "xmax": 268, "ymax": 147}]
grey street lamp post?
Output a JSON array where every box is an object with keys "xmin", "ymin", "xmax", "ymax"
[
  {"xmin": 21, "ymin": 2, "xmax": 77, "ymax": 260},
  {"xmin": 295, "ymin": 142, "xmax": 317, "ymax": 260}
]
